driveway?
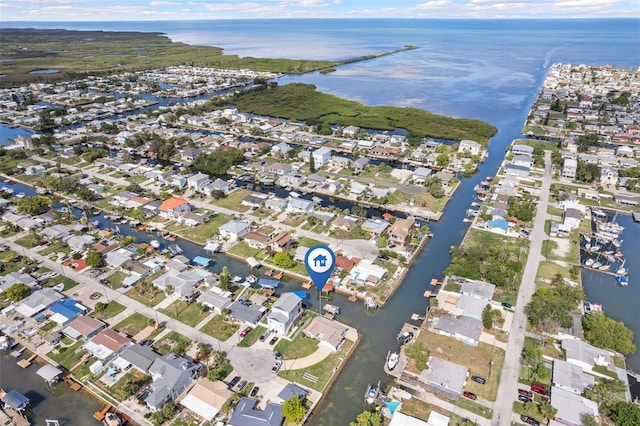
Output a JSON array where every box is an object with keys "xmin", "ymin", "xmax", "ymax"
[{"xmin": 228, "ymin": 347, "xmax": 279, "ymax": 383}]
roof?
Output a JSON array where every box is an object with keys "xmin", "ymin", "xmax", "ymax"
[
  {"xmin": 552, "ymin": 359, "xmax": 595, "ymax": 393},
  {"xmin": 388, "ymin": 411, "xmax": 429, "ymax": 426},
  {"xmin": 361, "ymin": 219, "xmax": 390, "ymax": 234},
  {"xmin": 180, "ymin": 379, "xmax": 233, "ymax": 421},
  {"xmin": 228, "ymin": 397, "xmax": 283, "ymax": 426},
  {"xmin": 147, "ymin": 353, "xmax": 199, "ymax": 409},
  {"xmin": 271, "ymin": 293, "xmax": 302, "ymax": 314},
  {"xmin": 456, "ymin": 294, "xmax": 489, "ymax": 320},
  {"xmin": 423, "ymin": 356, "xmax": 468, "ymax": 395},
  {"xmin": 562, "ymin": 338, "xmax": 611, "ymax": 368},
  {"xmin": 460, "ymin": 279, "xmax": 496, "ymax": 300},
  {"xmin": 512, "ymin": 144, "xmax": 534, "ymax": 154},
  {"xmin": 305, "ymin": 316, "xmax": 347, "ymax": 349},
  {"xmin": 219, "ymin": 219, "xmax": 251, "ymax": 235},
  {"xmin": 228, "ymin": 301, "xmax": 264, "ymax": 324},
  {"xmin": 49, "ymin": 299, "xmax": 85, "ymax": 320},
  {"xmin": 63, "ymin": 315, "xmax": 105, "ymax": 339},
  {"xmin": 159, "ymin": 196, "xmax": 188, "ymax": 211},
  {"xmin": 118, "ymin": 344, "xmax": 160, "ymax": 372},
  {"xmin": 551, "ymin": 386, "xmax": 599, "ymax": 425},
  {"xmin": 277, "ymin": 383, "xmax": 308, "ymax": 402},
  {"xmin": 197, "ymin": 290, "xmax": 232, "ymax": 311},
  {"xmin": 258, "ymin": 278, "xmax": 279, "ymax": 288},
  {"xmin": 36, "ymin": 364, "xmax": 63, "ymax": 382},
  {"xmin": 15, "ymin": 288, "xmax": 64, "ymax": 317},
  {"xmin": 1, "ymin": 390, "xmax": 29, "ymax": 410},
  {"xmin": 435, "ymin": 315, "xmax": 483, "ymax": 342},
  {"xmin": 87, "ymin": 328, "xmax": 131, "ymax": 355}
]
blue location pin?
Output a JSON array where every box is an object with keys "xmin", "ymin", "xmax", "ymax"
[{"xmin": 304, "ymin": 245, "xmax": 336, "ymax": 292}]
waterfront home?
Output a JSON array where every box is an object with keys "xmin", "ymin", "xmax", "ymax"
[
  {"xmin": 48, "ymin": 299, "xmax": 87, "ymax": 326},
  {"xmin": 562, "ymin": 158, "xmax": 578, "ymax": 179},
  {"xmin": 15, "ymin": 288, "xmax": 64, "ymax": 317},
  {"xmin": 353, "ymin": 156, "xmax": 370, "ymax": 173},
  {"xmin": 271, "ymin": 142, "xmax": 292, "ymax": 157},
  {"xmin": 456, "ymin": 294, "xmax": 491, "ymax": 321},
  {"xmin": 422, "ymin": 356, "xmax": 468, "ymax": 398},
  {"xmin": 562, "ymin": 339, "xmax": 611, "ymax": 373},
  {"xmin": 312, "ymin": 147, "xmax": 332, "ymax": 168},
  {"xmin": 23, "ymin": 164, "xmax": 47, "ymax": 175},
  {"xmin": 305, "ymin": 316, "xmax": 348, "ymax": 352},
  {"xmin": 349, "ymin": 260, "xmax": 387, "ymax": 285},
  {"xmin": 614, "ymin": 194, "xmax": 640, "ymax": 206},
  {"xmin": 84, "ymin": 328, "xmax": 132, "ymax": 362},
  {"xmin": 306, "ymin": 173, "xmax": 326, "ymax": 186},
  {"xmin": 286, "ymin": 197, "xmax": 314, "ymax": 214},
  {"xmin": 182, "ymin": 212, "xmax": 208, "ymax": 227},
  {"xmin": 562, "ymin": 208, "xmax": 583, "ymax": 231},
  {"xmin": 512, "ymin": 144, "xmax": 534, "ymax": 157},
  {"xmin": 244, "ymin": 232, "xmax": 270, "ymax": 249},
  {"xmin": 388, "ymin": 411, "xmax": 446, "ymax": 426},
  {"xmin": 339, "ymin": 141, "xmax": 357, "ymax": 152},
  {"xmin": 228, "ymin": 300, "xmax": 266, "ymax": 325},
  {"xmin": 180, "ymin": 378, "xmax": 233, "ymax": 422},
  {"xmin": 616, "ymin": 145, "xmax": 634, "ymax": 157},
  {"xmin": 62, "ymin": 316, "xmax": 106, "ymax": 341},
  {"xmin": 361, "ymin": 219, "xmax": 390, "ymax": 237},
  {"xmin": 460, "ymin": 278, "xmax": 496, "ymax": 301},
  {"xmin": 242, "ymin": 194, "xmax": 264, "ymax": 208},
  {"xmin": 113, "ymin": 343, "xmax": 160, "ymax": 374},
  {"xmin": 435, "ymin": 170, "xmax": 456, "ymax": 186},
  {"xmin": 342, "ymin": 125, "xmax": 360, "ymax": 138},
  {"xmin": 552, "ymin": 359, "xmax": 595, "ymax": 395},
  {"xmin": 182, "ymin": 147, "xmax": 203, "ymax": 162},
  {"xmin": 187, "ymin": 172, "xmax": 212, "ymax": 192},
  {"xmin": 158, "ymin": 196, "xmax": 191, "ymax": 219},
  {"xmin": 550, "ymin": 387, "xmax": 599, "ymax": 426},
  {"xmin": 277, "ymin": 383, "xmax": 308, "ymax": 404},
  {"xmin": 0, "ymin": 211, "xmax": 38, "ymax": 230},
  {"xmin": 197, "ymin": 288, "xmax": 232, "ymax": 314},
  {"xmin": 112, "ymin": 191, "xmax": 138, "ymax": 206},
  {"xmin": 294, "ymin": 246, "xmax": 309, "ymax": 262},
  {"xmin": 0, "ymin": 272, "xmax": 40, "ymax": 294},
  {"xmin": 263, "ymin": 162, "xmax": 292, "ymax": 177},
  {"xmin": 265, "ymin": 197, "xmax": 288, "ymax": 211},
  {"xmin": 387, "ymin": 216, "xmax": 415, "ymax": 247},
  {"xmin": 152, "ymin": 269, "xmax": 202, "ymax": 299},
  {"xmin": 105, "ymin": 248, "xmax": 135, "ymax": 268},
  {"xmin": 512, "ymin": 155, "xmax": 534, "ymax": 168},
  {"xmin": 331, "ymin": 156, "xmax": 351, "ymax": 168},
  {"xmin": 600, "ymin": 165, "xmax": 619, "ymax": 186},
  {"xmin": 331, "ymin": 215, "xmax": 358, "ymax": 231},
  {"xmin": 268, "ymin": 232, "xmax": 294, "ymax": 253},
  {"xmin": 38, "ymin": 225, "xmax": 72, "ymax": 242},
  {"xmin": 433, "ymin": 315, "xmax": 483, "ymax": 346},
  {"xmin": 228, "ymin": 397, "xmax": 283, "ymax": 426},
  {"xmin": 458, "ymin": 140, "xmax": 482, "ymax": 155},
  {"xmin": 219, "ymin": 219, "xmax": 251, "ymax": 241},
  {"xmin": 206, "ymin": 178, "xmax": 232, "ymax": 195},
  {"xmin": 503, "ymin": 164, "xmax": 530, "ymax": 179},
  {"xmin": 121, "ymin": 259, "xmax": 161, "ymax": 287},
  {"xmin": 146, "ymin": 353, "xmax": 201, "ymax": 411},
  {"xmin": 267, "ymin": 293, "xmax": 303, "ymax": 336},
  {"xmin": 412, "ymin": 167, "xmax": 433, "ymax": 184}
]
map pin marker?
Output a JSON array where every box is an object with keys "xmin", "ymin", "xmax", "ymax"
[{"xmin": 304, "ymin": 245, "xmax": 336, "ymax": 292}]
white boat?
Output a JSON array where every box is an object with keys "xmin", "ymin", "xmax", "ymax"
[
  {"xmin": 387, "ymin": 352, "xmax": 399, "ymax": 371},
  {"xmin": 592, "ymin": 260, "xmax": 603, "ymax": 269},
  {"xmin": 289, "ymin": 191, "xmax": 300, "ymax": 198},
  {"xmin": 599, "ymin": 264, "xmax": 610, "ymax": 271},
  {"xmin": 323, "ymin": 304, "xmax": 341, "ymax": 315},
  {"xmin": 149, "ymin": 239, "xmax": 160, "ymax": 248},
  {"xmin": 15, "ymin": 192, "xmax": 26, "ymax": 198},
  {"xmin": 245, "ymin": 275, "xmax": 257, "ymax": 284},
  {"xmin": 232, "ymin": 276, "xmax": 244, "ymax": 283},
  {"xmin": 585, "ymin": 258, "xmax": 595, "ymax": 267}
]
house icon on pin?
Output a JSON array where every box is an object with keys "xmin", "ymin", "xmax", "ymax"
[{"xmin": 313, "ymin": 254, "xmax": 327, "ymax": 268}]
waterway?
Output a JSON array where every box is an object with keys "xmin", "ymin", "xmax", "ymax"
[{"xmin": 0, "ymin": 351, "xmax": 103, "ymax": 425}]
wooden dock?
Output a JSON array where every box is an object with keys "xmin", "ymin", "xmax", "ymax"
[
  {"xmin": 17, "ymin": 353, "xmax": 37, "ymax": 368},
  {"xmin": 273, "ymin": 270, "xmax": 284, "ymax": 279},
  {"xmin": 264, "ymin": 268, "xmax": 274, "ymax": 277},
  {"xmin": 302, "ymin": 281, "xmax": 313, "ymax": 289},
  {"xmin": 430, "ymin": 278, "xmax": 442, "ymax": 286},
  {"xmin": 64, "ymin": 375, "xmax": 82, "ymax": 391},
  {"xmin": 93, "ymin": 404, "xmax": 112, "ymax": 421}
]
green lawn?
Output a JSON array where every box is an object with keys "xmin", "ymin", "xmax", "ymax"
[
  {"xmin": 45, "ymin": 276, "xmax": 79, "ymax": 291},
  {"xmin": 227, "ymin": 242, "xmax": 263, "ymax": 259},
  {"xmin": 279, "ymin": 338, "xmax": 354, "ymax": 392},
  {"xmin": 126, "ymin": 283, "xmax": 167, "ymax": 307},
  {"xmin": 92, "ymin": 301, "xmax": 126, "ymax": 320},
  {"xmin": 154, "ymin": 331, "xmax": 191, "ymax": 356},
  {"xmin": 274, "ymin": 332, "xmax": 319, "ymax": 360},
  {"xmin": 296, "ymin": 236, "xmax": 325, "ymax": 249},
  {"xmin": 536, "ymin": 261, "xmax": 568, "ymax": 282},
  {"xmin": 106, "ymin": 271, "xmax": 127, "ymax": 290},
  {"xmin": 168, "ymin": 213, "xmax": 232, "ymax": 244},
  {"xmin": 457, "ymin": 397, "xmax": 493, "ymax": 419},
  {"xmin": 125, "ymin": 175, "xmax": 148, "ymax": 185},
  {"xmin": 210, "ymin": 189, "xmax": 252, "ymax": 211},
  {"xmin": 252, "ymin": 208, "xmax": 274, "ymax": 220},
  {"xmin": 200, "ymin": 315, "xmax": 239, "ymax": 341},
  {"xmin": 48, "ymin": 340, "xmax": 85, "ymax": 370},
  {"xmin": 281, "ymin": 214, "xmax": 307, "ymax": 227},
  {"xmin": 109, "ymin": 369, "xmax": 148, "ymax": 401},
  {"xmin": 114, "ymin": 312, "xmax": 151, "ymax": 337},
  {"xmin": 238, "ymin": 325, "xmax": 267, "ymax": 347},
  {"xmin": 160, "ymin": 300, "xmax": 209, "ymax": 327}
]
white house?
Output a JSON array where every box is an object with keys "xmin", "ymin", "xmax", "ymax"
[
  {"xmin": 458, "ymin": 140, "xmax": 482, "ymax": 155},
  {"xmin": 187, "ymin": 173, "xmax": 212, "ymax": 192},
  {"xmin": 304, "ymin": 316, "xmax": 348, "ymax": 352},
  {"xmin": 218, "ymin": 220, "xmax": 251, "ymax": 241},
  {"xmin": 312, "ymin": 147, "xmax": 332, "ymax": 168},
  {"xmin": 267, "ymin": 293, "xmax": 303, "ymax": 335},
  {"xmin": 562, "ymin": 159, "xmax": 578, "ymax": 179},
  {"xmin": 286, "ymin": 197, "xmax": 314, "ymax": 214},
  {"xmin": 600, "ymin": 165, "xmax": 619, "ymax": 186},
  {"xmin": 562, "ymin": 338, "xmax": 611, "ymax": 372}
]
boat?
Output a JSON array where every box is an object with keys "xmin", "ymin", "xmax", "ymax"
[
  {"xmin": 245, "ymin": 275, "xmax": 257, "ymax": 284},
  {"xmin": 387, "ymin": 352, "xmax": 399, "ymax": 371},
  {"xmin": 323, "ymin": 304, "xmax": 341, "ymax": 315},
  {"xmin": 364, "ymin": 380, "xmax": 381, "ymax": 405},
  {"xmin": 584, "ymin": 258, "xmax": 595, "ymax": 267},
  {"xmin": 15, "ymin": 192, "xmax": 25, "ymax": 198},
  {"xmin": 165, "ymin": 235, "xmax": 176, "ymax": 242},
  {"xmin": 616, "ymin": 275, "xmax": 628, "ymax": 286},
  {"xmin": 149, "ymin": 239, "xmax": 160, "ymax": 249},
  {"xmin": 90, "ymin": 220, "xmax": 100, "ymax": 227},
  {"xmin": 592, "ymin": 260, "xmax": 603, "ymax": 269},
  {"xmin": 103, "ymin": 412, "xmax": 123, "ymax": 426},
  {"xmin": 599, "ymin": 264, "xmax": 610, "ymax": 271},
  {"xmin": 232, "ymin": 276, "xmax": 244, "ymax": 283},
  {"xmin": 0, "ymin": 335, "xmax": 16, "ymax": 351},
  {"xmin": 585, "ymin": 243, "xmax": 591, "ymax": 250}
]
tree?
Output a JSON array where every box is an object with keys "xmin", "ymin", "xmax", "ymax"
[
  {"xmin": 94, "ymin": 302, "xmax": 108, "ymax": 312},
  {"xmin": 482, "ymin": 304, "xmax": 494, "ymax": 329},
  {"xmin": 273, "ymin": 251, "xmax": 296, "ymax": 269},
  {"xmin": 6, "ymin": 283, "xmax": 30, "ymax": 302},
  {"xmin": 539, "ymin": 401, "xmax": 558, "ymax": 422},
  {"xmin": 576, "ymin": 160, "xmax": 600, "ymax": 183},
  {"xmin": 75, "ymin": 186, "xmax": 94, "ymax": 201},
  {"xmin": 150, "ymin": 137, "xmax": 176, "ymax": 163},
  {"xmin": 350, "ymin": 410, "xmax": 382, "ymax": 426},
  {"xmin": 161, "ymin": 402, "xmax": 176, "ymax": 421},
  {"xmin": 17, "ymin": 195, "xmax": 51, "ymax": 215},
  {"xmin": 404, "ymin": 341, "xmax": 429, "ymax": 370},
  {"xmin": 580, "ymin": 414, "xmax": 599, "ymax": 426},
  {"xmin": 193, "ymin": 149, "xmax": 245, "ymax": 178},
  {"xmin": 607, "ymin": 401, "xmax": 640, "ymax": 426},
  {"xmin": 282, "ymin": 396, "xmax": 307, "ymax": 424},
  {"xmin": 219, "ymin": 266, "xmax": 232, "ymax": 291},
  {"xmin": 582, "ymin": 311, "xmax": 636, "ymax": 355},
  {"xmin": 436, "ymin": 153, "xmax": 450, "ymax": 167},
  {"xmin": 309, "ymin": 153, "xmax": 316, "ymax": 173},
  {"xmin": 585, "ymin": 379, "xmax": 626, "ymax": 409},
  {"xmin": 85, "ymin": 250, "xmax": 105, "ymax": 268}
]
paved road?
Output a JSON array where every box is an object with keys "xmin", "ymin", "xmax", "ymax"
[{"xmin": 492, "ymin": 151, "xmax": 552, "ymax": 426}]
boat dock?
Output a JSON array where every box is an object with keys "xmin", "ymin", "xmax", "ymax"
[
  {"xmin": 633, "ymin": 212, "xmax": 640, "ymax": 223},
  {"xmin": 93, "ymin": 404, "xmax": 112, "ymax": 421},
  {"xmin": 17, "ymin": 352, "xmax": 37, "ymax": 368}
]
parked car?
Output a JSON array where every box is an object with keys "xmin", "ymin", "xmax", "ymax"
[
  {"xmin": 269, "ymin": 336, "xmax": 279, "ymax": 346},
  {"xmin": 237, "ymin": 380, "xmax": 247, "ymax": 391},
  {"xmin": 259, "ymin": 330, "xmax": 271, "ymax": 342},
  {"xmin": 471, "ymin": 375, "xmax": 486, "ymax": 385},
  {"xmin": 501, "ymin": 302, "xmax": 513, "ymax": 309},
  {"xmin": 274, "ymin": 351, "xmax": 283, "ymax": 360},
  {"xmin": 520, "ymin": 415, "xmax": 540, "ymax": 426},
  {"xmin": 250, "ymin": 386, "xmax": 260, "ymax": 398},
  {"xmin": 240, "ymin": 327, "xmax": 252, "ymax": 338},
  {"xmin": 518, "ymin": 389, "xmax": 533, "ymax": 398},
  {"xmin": 272, "ymin": 360, "xmax": 282, "ymax": 373},
  {"xmin": 228, "ymin": 376, "xmax": 240, "ymax": 389},
  {"xmin": 531, "ymin": 383, "xmax": 549, "ymax": 396},
  {"xmin": 462, "ymin": 391, "xmax": 477, "ymax": 400},
  {"xmin": 518, "ymin": 395, "xmax": 533, "ymax": 403}
]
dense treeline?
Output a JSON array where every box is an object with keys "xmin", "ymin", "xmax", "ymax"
[{"xmin": 232, "ymin": 83, "xmax": 497, "ymax": 143}]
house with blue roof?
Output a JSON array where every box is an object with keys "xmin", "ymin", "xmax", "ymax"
[{"xmin": 48, "ymin": 299, "xmax": 87, "ymax": 326}]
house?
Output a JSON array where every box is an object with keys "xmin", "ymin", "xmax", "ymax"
[
  {"xmin": 48, "ymin": 299, "xmax": 87, "ymax": 326},
  {"xmin": 412, "ymin": 167, "xmax": 433, "ymax": 184},
  {"xmin": 158, "ymin": 197, "xmax": 191, "ymax": 219},
  {"xmin": 513, "ymin": 155, "xmax": 534, "ymax": 168},
  {"xmin": 562, "ymin": 338, "xmax": 611, "ymax": 372},
  {"xmin": 219, "ymin": 219, "xmax": 251, "ymax": 241},
  {"xmin": 460, "ymin": 279, "xmax": 495, "ymax": 301},
  {"xmin": 267, "ymin": 293, "xmax": 303, "ymax": 335},
  {"xmin": 458, "ymin": 140, "xmax": 482, "ymax": 155},
  {"xmin": 286, "ymin": 197, "xmax": 314, "ymax": 214},
  {"xmin": 422, "ymin": 357, "xmax": 468, "ymax": 397},
  {"xmin": 24, "ymin": 164, "xmax": 46, "ymax": 175},
  {"xmin": 562, "ymin": 158, "xmax": 578, "ymax": 179},
  {"xmin": 228, "ymin": 397, "xmax": 283, "ymax": 426},
  {"xmin": 207, "ymin": 178, "xmax": 232, "ymax": 195},
  {"xmin": 503, "ymin": 164, "xmax": 530, "ymax": 179},
  {"xmin": 456, "ymin": 294, "xmax": 490, "ymax": 321},
  {"xmin": 271, "ymin": 142, "xmax": 292, "ymax": 157},
  {"xmin": 349, "ymin": 260, "xmax": 387, "ymax": 285},
  {"xmin": 434, "ymin": 315, "xmax": 483, "ymax": 346},
  {"xmin": 353, "ymin": 157, "xmax": 370, "ymax": 173},
  {"xmin": 600, "ymin": 165, "xmax": 619, "ymax": 186},
  {"xmin": 152, "ymin": 270, "xmax": 202, "ymax": 299},
  {"xmin": 361, "ymin": 219, "xmax": 390, "ymax": 237},
  {"xmin": 39, "ymin": 224, "xmax": 72, "ymax": 241},
  {"xmin": 105, "ymin": 248, "xmax": 135, "ymax": 268},
  {"xmin": 263, "ymin": 162, "xmax": 292, "ymax": 177},
  {"xmin": 268, "ymin": 232, "xmax": 294, "ymax": 253},
  {"xmin": 66, "ymin": 234, "xmax": 95, "ymax": 252},
  {"xmin": 182, "ymin": 212, "xmax": 208, "ymax": 227},
  {"xmin": 550, "ymin": 387, "xmax": 599, "ymax": 426},
  {"xmin": 187, "ymin": 173, "xmax": 212, "ymax": 192},
  {"xmin": 312, "ymin": 147, "xmax": 332, "ymax": 168},
  {"xmin": 342, "ymin": 125, "xmax": 360, "ymax": 138},
  {"xmin": 277, "ymin": 383, "xmax": 308, "ymax": 404},
  {"xmin": 387, "ymin": 216, "xmax": 415, "ymax": 247},
  {"xmin": 512, "ymin": 144, "xmax": 534, "ymax": 157},
  {"xmin": 562, "ymin": 208, "xmax": 583, "ymax": 231},
  {"xmin": 228, "ymin": 300, "xmax": 265, "ymax": 325},
  {"xmin": 146, "ymin": 353, "xmax": 201, "ymax": 411},
  {"xmin": 265, "ymin": 197, "xmax": 288, "ymax": 211},
  {"xmin": 180, "ymin": 379, "xmax": 233, "ymax": 422},
  {"xmin": 0, "ymin": 272, "xmax": 40, "ymax": 294},
  {"xmin": 552, "ymin": 360, "xmax": 595, "ymax": 395},
  {"xmin": 113, "ymin": 343, "xmax": 160, "ymax": 374},
  {"xmin": 84, "ymin": 328, "xmax": 132, "ymax": 361},
  {"xmin": 244, "ymin": 232, "xmax": 270, "ymax": 249},
  {"xmin": 434, "ymin": 171, "xmax": 455, "ymax": 186},
  {"xmin": 349, "ymin": 181, "xmax": 369, "ymax": 196},
  {"xmin": 305, "ymin": 316, "xmax": 348, "ymax": 352},
  {"xmin": 197, "ymin": 289, "xmax": 232, "ymax": 314},
  {"xmin": 294, "ymin": 246, "xmax": 309, "ymax": 262},
  {"xmin": 331, "ymin": 215, "xmax": 358, "ymax": 231},
  {"xmin": 242, "ymin": 195, "xmax": 264, "ymax": 208},
  {"xmin": 15, "ymin": 288, "xmax": 64, "ymax": 317},
  {"xmin": 62, "ymin": 316, "xmax": 106, "ymax": 341}
]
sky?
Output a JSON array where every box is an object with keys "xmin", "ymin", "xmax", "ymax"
[{"xmin": 1, "ymin": 0, "xmax": 639, "ymax": 21}]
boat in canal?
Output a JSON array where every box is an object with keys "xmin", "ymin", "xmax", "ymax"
[
  {"xmin": 387, "ymin": 352, "xmax": 399, "ymax": 371},
  {"xmin": 616, "ymin": 275, "xmax": 629, "ymax": 286},
  {"xmin": 149, "ymin": 239, "xmax": 160, "ymax": 249}
]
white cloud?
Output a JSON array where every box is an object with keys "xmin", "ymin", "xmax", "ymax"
[
  {"xmin": 415, "ymin": 0, "xmax": 453, "ymax": 9},
  {"xmin": 150, "ymin": 1, "xmax": 181, "ymax": 6}
]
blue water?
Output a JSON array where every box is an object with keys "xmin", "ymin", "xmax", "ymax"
[{"xmin": 1, "ymin": 18, "xmax": 640, "ymax": 423}]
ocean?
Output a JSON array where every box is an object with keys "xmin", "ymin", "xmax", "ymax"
[{"xmin": 1, "ymin": 18, "xmax": 640, "ymax": 424}]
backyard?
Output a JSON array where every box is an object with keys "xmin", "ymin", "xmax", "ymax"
[
  {"xmin": 154, "ymin": 331, "xmax": 191, "ymax": 356},
  {"xmin": 167, "ymin": 212, "xmax": 233, "ymax": 244},
  {"xmin": 160, "ymin": 300, "xmax": 209, "ymax": 327},
  {"xmin": 200, "ymin": 314, "xmax": 240, "ymax": 341},
  {"xmin": 114, "ymin": 312, "xmax": 152, "ymax": 337}
]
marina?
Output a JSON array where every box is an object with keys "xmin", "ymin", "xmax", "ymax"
[{"xmin": 579, "ymin": 208, "xmax": 629, "ymax": 280}]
